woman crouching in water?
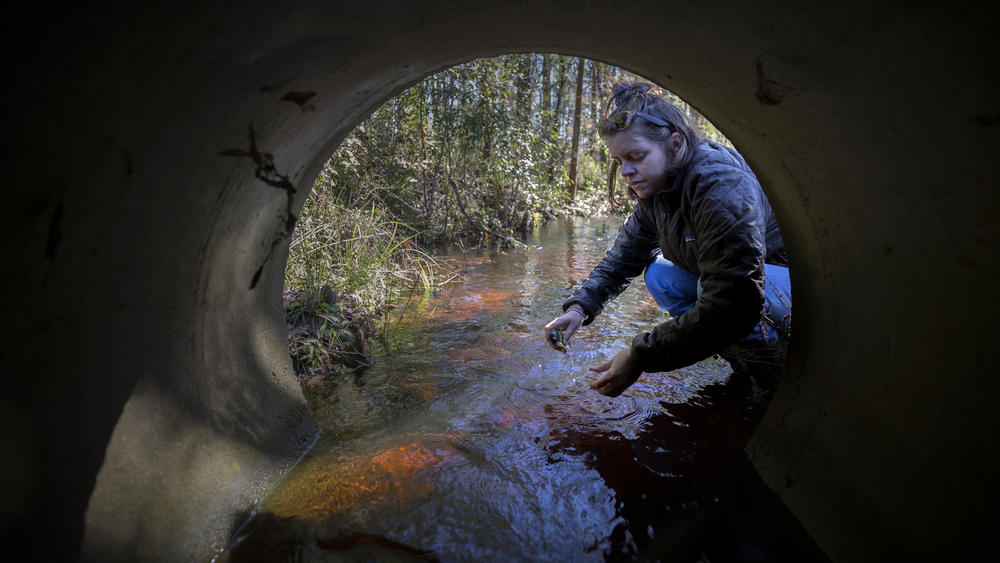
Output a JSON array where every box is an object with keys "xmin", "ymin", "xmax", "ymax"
[{"xmin": 543, "ymin": 82, "xmax": 792, "ymax": 397}]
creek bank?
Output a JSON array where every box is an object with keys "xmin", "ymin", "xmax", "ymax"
[
  {"xmin": 285, "ymin": 284, "xmax": 375, "ymax": 390},
  {"xmin": 283, "ymin": 204, "xmax": 612, "ymax": 392}
]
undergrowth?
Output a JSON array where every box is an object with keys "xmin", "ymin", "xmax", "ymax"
[{"xmin": 284, "ymin": 180, "xmax": 462, "ymax": 380}]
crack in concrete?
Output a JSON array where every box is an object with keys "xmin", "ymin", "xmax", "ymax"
[
  {"xmin": 220, "ymin": 125, "xmax": 298, "ymax": 290},
  {"xmin": 755, "ymin": 56, "xmax": 794, "ymax": 106}
]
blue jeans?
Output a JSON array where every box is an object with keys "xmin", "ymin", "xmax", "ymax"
[{"xmin": 644, "ymin": 256, "xmax": 792, "ymax": 344}]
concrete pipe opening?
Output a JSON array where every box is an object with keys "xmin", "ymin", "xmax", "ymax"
[{"xmin": 2, "ymin": 2, "xmax": 997, "ymax": 562}]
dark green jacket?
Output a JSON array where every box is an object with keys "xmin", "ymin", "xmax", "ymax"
[{"xmin": 565, "ymin": 141, "xmax": 788, "ymax": 373}]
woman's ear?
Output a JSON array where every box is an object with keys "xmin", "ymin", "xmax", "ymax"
[
  {"xmin": 669, "ymin": 131, "xmax": 684, "ymax": 152},
  {"xmin": 669, "ymin": 132, "xmax": 687, "ymax": 166}
]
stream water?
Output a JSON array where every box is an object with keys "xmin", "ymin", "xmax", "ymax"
[{"xmin": 224, "ymin": 218, "xmax": 827, "ymax": 562}]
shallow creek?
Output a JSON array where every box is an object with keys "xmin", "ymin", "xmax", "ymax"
[{"xmin": 224, "ymin": 218, "xmax": 827, "ymax": 562}]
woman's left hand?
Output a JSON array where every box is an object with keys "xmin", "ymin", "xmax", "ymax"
[{"xmin": 588, "ymin": 347, "xmax": 643, "ymax": 397}]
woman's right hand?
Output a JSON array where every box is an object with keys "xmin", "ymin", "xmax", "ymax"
[{"xmin": 542, "ymin": 309, "xmax": 586, "ymax": 353}]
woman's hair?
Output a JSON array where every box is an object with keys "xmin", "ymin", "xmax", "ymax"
[{"xmin": 599, "ymin": 81, "xmax": 703, "ymax": 210}]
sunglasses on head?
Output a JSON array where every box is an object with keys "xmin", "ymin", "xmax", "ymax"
[{"xmin": 608, "ymin": 111, "xmax": 676, "ymax": 132}]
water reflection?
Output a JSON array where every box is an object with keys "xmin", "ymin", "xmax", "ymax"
[{"xmin": 222, "ymin": 218, "xmax": 825, "ymax": 562}]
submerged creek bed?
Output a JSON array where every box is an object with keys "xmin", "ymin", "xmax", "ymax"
[{"xmin": 222, "ymin": 218, "xmax": 827, "ymax": 562}]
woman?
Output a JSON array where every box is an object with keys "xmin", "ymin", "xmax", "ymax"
[{"xmin": 543, "ymin": 82, "xmax": 792, "ymax": 397}]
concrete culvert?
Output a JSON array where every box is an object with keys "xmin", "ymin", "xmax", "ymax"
[{"xmin": 1, "ymin": 2, "xmax": 998, "ymax": 561}]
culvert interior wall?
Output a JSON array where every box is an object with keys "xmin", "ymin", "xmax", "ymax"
[{"xmin": 1, "ymin": 2, "xmax": 998, "ymax": 561}]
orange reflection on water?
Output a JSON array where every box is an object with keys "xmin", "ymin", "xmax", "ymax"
[
  {"xmin": 266, "ymin": 440, "xmax": 454, "ymax": 520},
  {"xmin": 443, "ymin": 345, "xmax": 512, "ymax": 363},
  {"xmin": 433, "ymin": 287, "xmax": 518, "ymax": 322},
  {"xmin": 499, "ymin": 408, "xmax": 517, "ymax": 427}
]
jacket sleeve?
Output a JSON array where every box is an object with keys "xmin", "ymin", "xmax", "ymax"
[
  {"xmin": 563, "ymin": 202, "xmax": 659, "ymax": 323},
  {"xmin": 630, "ymin": 167, "xmax": 768, "ymax": 372}
]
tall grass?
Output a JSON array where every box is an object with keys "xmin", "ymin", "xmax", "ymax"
[{"xmin": 285, "ymin": 174, "xmax": 454, "ymax": 327}]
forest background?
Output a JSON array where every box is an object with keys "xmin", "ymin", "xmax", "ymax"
[{"xmin": 283, "ymin": 54, "xmax": 729, "ymax": 379}]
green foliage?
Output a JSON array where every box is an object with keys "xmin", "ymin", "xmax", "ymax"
[
  {"xmin": 285, "ymin": 181, "xmax": 445, "ymax": 318},
  {"xmin": 305, "ymin": 55, "xmax": 728, "ymax": 245},
  {"xmin": 284, "ymin": 54, "xmax": 731, "ymax": 375},
  {"xmin": 284, "ymin": 284, "xmax": 372, "ymax": 377}
]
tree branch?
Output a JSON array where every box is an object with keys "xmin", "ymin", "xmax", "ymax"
[{"xmin": 448, "ymin": 178, "xmax": 527, "ymax": 249}]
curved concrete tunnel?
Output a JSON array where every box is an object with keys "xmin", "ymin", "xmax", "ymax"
[{"xmin": 1, "ymin": 2, "xmax": 997, "ymax": 561}]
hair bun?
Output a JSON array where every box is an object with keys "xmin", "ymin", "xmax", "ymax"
[{"xmin": 612, "ymin": 82, "xmax": 650, "ymax": 108}]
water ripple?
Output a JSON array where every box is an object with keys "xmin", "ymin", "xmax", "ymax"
[{"xmin": 249, "ymin": 218, "xmax": 746, "ymax": 561}]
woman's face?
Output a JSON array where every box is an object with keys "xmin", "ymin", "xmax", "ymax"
[{"xmin": 607, "ymin": 129, "xmax": 682, "ymax": 198}]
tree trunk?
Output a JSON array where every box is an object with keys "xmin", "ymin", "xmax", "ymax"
[
  {"xmin": 568, "ymin": 57, "xmax": 585, "ymax": 202},
  {"xmin": 591, "ymin": 60, "xmax": 602, "ymax": 124},
  {"xmin": 552, "ymin": 57, "xmax": 568, "ymax": 134},
  {"xmin": 548, "ymin": 56, "xmax": 568, "ymax": 184},
  {"xmin": 541, "ymin": 54, "xmax": 551, "ymax": 114},
  {"xmin": 419, "ymin": 83, "xmax": 432, "ymax": 235}
]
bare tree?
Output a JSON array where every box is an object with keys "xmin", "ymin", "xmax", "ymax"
[
  {"xmin": 547, "ymin": 56, "xmax": 569, "ymax": 183},
  {"xmin": 568, "ymin": 57, "xmax": 586, "ymax": 201}
]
